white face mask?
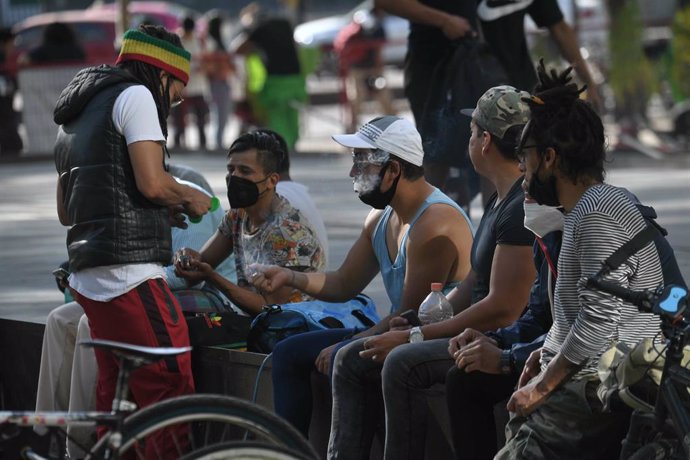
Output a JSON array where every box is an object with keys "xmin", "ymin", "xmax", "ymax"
[{"xmin": 523, "ymin": 201, "xmax": 565, "ymax": 238}]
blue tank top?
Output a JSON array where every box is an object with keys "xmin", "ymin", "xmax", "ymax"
[{"xmin": 372, "ymin": 188, "xmax": 473, "ymax": 314}]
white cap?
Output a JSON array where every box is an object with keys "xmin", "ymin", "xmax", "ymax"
[{"xmin": 332, "ymin": 116, "xmax": 424, "ymax": 167}]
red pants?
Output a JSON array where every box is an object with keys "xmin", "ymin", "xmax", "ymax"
[{"xmin": 76, "ymin": 278, "xmax": 194, "ymax": 457}]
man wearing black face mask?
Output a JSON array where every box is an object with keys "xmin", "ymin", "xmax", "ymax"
[
  {"xmin": 250, "ymin": 115, "xmax": 474, "ymax": 440},
  {"xmin": 174, "ymin": 130, "xmax": 325, "ymax": 316}
]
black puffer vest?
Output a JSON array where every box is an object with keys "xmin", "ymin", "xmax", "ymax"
[{"xmin": 54, "ymin": 65, "xmax": 172, "ymax": 271}]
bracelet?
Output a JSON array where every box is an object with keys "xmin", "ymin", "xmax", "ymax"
[{"xmin": 500, "ymin": 349, "xmax": 514, "ymax": 375}]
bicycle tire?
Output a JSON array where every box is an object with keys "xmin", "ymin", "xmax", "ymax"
[
  {"xmin": 179, "ymin": 441, "xmax": 306, "ymax": 460},
  {"xmin": 624, "ymin": 442, "xmax": 666, "ymax": 460},
  {"xmin": 88, "ymin": 394, "xmax": 317, "ymax": 460}
]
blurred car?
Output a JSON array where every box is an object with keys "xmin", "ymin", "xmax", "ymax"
[
  {"xmin": 10, "ymin": 1, "xmax": 199, "ymax": 74},
  {"xmin": 294, "ymin": 0, "xmax": 408, "ymax": 73}
]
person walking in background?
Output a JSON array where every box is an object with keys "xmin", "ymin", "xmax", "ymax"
[
  {"xmin": 0, "ymin": 28, "xmax": 22, "ymax": 156},
  {"xmin": 204, "ymin": 13, "xmax": 234, "ymax": 151},
  {"xmin": 53, "ymin": 25, "xmax": 211, "ymax": 458},
  {"xmin": 232, "ymin": 2, "xmax": 307, "ymax": 152},
  {"xmin": 375, "ymin": 0, "xmax": 601, "ymax": 216},
  {"xmin": 172, "ymin": 16, "xmax": 210, "ymax": 151},
  {"xmin": 19, "ymin": 22, "xmax": 85, "ymax": 66},
  {"xmin": 334, "ymin": 7, "xmax": 396, "ymax": 132}
]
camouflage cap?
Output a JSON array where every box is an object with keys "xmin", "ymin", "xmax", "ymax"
[{"xmin": 460, "ymin": 85, "xmax": 531, "ymax": 140}]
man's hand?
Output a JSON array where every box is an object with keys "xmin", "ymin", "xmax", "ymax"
[
  {"xmin": 506, "ymin": 373, "xmax": 550, "ymax": 417},
  {"xmin": 358, "ymin": 330, "xmax": 408, "ymax": 363},
  {"xmin": 174, "ymin": 247, "xmax": 201, "ymax": 268},
  {"xmin": 389, "ymin": 315, "xmax": 412, "ymax": 331},
  {"xmin": 447, "ymin": 328, "xmax": 496, "ymax": 356},
  {"xmin": 315, "ymin": 343, "xmax": 339, "ymax": 375},
  {"xmin": 169, "ymin": 205, "xmax": 188, "ymax": 229},
  {"xmin": 183, "ymin": 188, "xmax": 212, "ymax": 221},
  {"xmin": 175, "ymin": 259, "xmax": 214, "ymax": 286},
  {"xmin": 249, "ymin": 264, "xmax": 292, "ymax": 293},
  {"xmin": 518, "ymin": 348, "xmax": 542, "ymax": 388},
  {"xmin": 440, "ymin": 14, "xmax": 475, "ymax": 40},
  {"xmin": 453, "ymin": 338, "xmax": 502, "ymax": 374}
]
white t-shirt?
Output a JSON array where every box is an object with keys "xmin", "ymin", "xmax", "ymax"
[
  {"xmin": 69, "ymin": 85, "xmax": 167, "ymax": 301},
  {"xmin": 276, "ymin": 181, "xmax": 329, "ymax": 266}
]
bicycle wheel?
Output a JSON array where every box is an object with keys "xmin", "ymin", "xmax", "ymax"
[
  {"xmin": 88, "ymin": 394, "xmax": 317, "ymax": 460},
  {"xmin": 179, "ymin": 441, "xmax": 306, "ymax": 460},
  {"xmin": 625, "ymin": 442, "xmax": 666, "ymax": 460}
]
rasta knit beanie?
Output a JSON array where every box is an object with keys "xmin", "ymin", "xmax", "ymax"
[{"xmin": 115, "ymin": 29, "xmax": 191, "ymax": 84}]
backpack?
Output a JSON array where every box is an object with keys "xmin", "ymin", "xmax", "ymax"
[
  {"xmin": 247, "ymin": 294, "xmax": 379, "ymax": 353},
  {"xmin": 420, "ymin": 38, "xmax": 510, "ymax": 165}
]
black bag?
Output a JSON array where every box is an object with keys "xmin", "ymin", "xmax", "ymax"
[
  {"xmin": 247, "ymin": 295, "xmax": 379, "ymax": 354},
  {"xmin": 420, "ymin": 38, "xmax": 509, "ymax": 166},
  {"xmin": 185, "ymin": 312, "xmax": 252, "ymax": 349}
]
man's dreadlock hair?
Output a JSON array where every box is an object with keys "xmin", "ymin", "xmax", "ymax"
[
  {"xmin": 523, "ymin": 59, "xmax": 606, "ymax": 183},
  {"xmin": 117, "ymin": 24, "xmax": 183, "ymax": 139}
]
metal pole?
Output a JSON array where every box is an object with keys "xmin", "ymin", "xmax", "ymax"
[{"xmin": 116, "ymin": 0, "xmax": 129, "ymax": 46}]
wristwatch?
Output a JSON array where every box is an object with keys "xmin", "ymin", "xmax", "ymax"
[
  {"xmin": 409, "ymin": 326, "xmax": 424, "ymax": 344},
  {"xmin": 500, "ymin": 349, "xmax": 514, "ymax": 375}
]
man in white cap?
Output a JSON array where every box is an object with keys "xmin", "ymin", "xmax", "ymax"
[{"xmin": 251, "ymin": 115, "xmax": 474, "ymax": 440}]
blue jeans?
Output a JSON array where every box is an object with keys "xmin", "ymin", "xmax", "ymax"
[
  {"xmin": 271, "ymin": 328, "xmax": 356, "ymax": 437},
  {"xmin": 328, "ymin": 337, "xmax": 454, "ymax": 460}
]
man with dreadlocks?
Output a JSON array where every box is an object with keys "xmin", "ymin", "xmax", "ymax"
[
  {"xmin": 496, "ymin": 61, "xmax": 664, "ymax": 459},
  {"xmin": 52, "ymin": 25, "xmax": 211, "ymax": 454}
]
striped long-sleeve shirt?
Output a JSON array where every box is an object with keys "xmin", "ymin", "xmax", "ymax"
[{"xmin": 541, "ymin": 184, "xmax": 663, "ymax": 378}]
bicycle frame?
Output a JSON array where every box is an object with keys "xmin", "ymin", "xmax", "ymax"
[
  {"xmin": 653, "ymin": 332, "xmax": 690, "ymax": 456},
  {"xmin": 0, "ymin": 410, "xmax": 118, "ymax": 428}
]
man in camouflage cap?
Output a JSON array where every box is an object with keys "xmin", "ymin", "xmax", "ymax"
[
  {"xmin": 324, "ymin": 85, "xmax": 538, "ymax": 459},
  {"xmin": 460, "ymin": 85, "xmax": 531, "ymax": 144}
]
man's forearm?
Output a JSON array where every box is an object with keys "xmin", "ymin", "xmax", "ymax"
[
  {"xmin": 292, "ymin": 270, "xmax": 359, "ymax": 303},
  {"xmin": 375, "ymin": 0, "xmax": 450, "ymax": 29},
  {"xmin": 208, "ymin": 271, "xmax": 265, "ymax": 316},
  {"xmin": 535, "ymin": 352, "xmax": 582, "ymax": 395},
  {"xmin": 549, "ymin": 21, "xmax": 596, "ymax": 88}
]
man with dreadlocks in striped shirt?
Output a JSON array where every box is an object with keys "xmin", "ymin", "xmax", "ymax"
[
  {"xmin": 497, "ymin": 60, "xmax": 665, "ymax": 460},
  {"xmin": 53, "ymin": 24, "xmax": 212, "ymax": 457}
]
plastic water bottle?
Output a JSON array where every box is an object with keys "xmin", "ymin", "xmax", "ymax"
[{"xmin": 418, "ymin": 283, "xmax": 453, "ymax": 324}]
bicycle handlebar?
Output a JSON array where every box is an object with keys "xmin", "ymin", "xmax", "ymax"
[{"xmin": 586, "ymin": 276, "xmax": 689, "ymax": 321}]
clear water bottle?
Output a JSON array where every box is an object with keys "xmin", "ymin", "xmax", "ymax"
[{"xmin": 418, "ymin": 282, "xmax": 454, "ymax": 324}]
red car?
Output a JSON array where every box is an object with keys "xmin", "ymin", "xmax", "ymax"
[{"xmin": 9, "ymin": 1, "xmax": 199, "ymax": 74}]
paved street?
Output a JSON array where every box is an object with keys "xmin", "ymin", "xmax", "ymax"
[{"xmin": 0, "ymin": 140, "xmax": 689, "ymax": 324}]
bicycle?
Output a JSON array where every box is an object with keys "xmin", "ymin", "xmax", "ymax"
[
  {"xmin": 0, "ymin": 339, "xmax": 318, "ymax": 460},
  {"xmin": 586, "ymin": 274, "xmax": 689, "ymax": 460}
]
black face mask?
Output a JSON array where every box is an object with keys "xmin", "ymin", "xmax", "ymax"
[
  {"xmin": 358, "ymin": 163, "xmax": 400, "ymax": 209},
  {"xmin": 226, "ymin": 175, "xmax": 269, "ymax": 209},
  {"xmin": 527, "ymin": 157, "xmax": 560, "ymax": 207}
]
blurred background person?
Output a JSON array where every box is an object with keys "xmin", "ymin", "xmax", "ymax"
[
  {"xmin": 232, "ymin": 2, "xmax": 307, "ymax": 153},
  {"xmin": 171, "ymin": 16, "xmax": 210, "ymax": 151},
  {"xmin": 19, "ymin": 22, "xmax": 85, "ymax": 66},
  {"xmin": 204, "ymin": 12, "xmax": 234, "ymax": 152},
  {"xmin": 334, "ymin": 6, "xmax": 396, "ymax": 132},
  {"xmin": 0, "ymin": 28, "xmax": 22, "ymax": 157}
]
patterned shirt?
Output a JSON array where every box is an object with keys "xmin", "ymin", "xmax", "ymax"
[
  {"xmin": 218, "ymin": 195, "xmax": 325, "ymax": 303},
  {"xmin": 542, "ymin": 184, "xmax": 663, "ymax": 379}
]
